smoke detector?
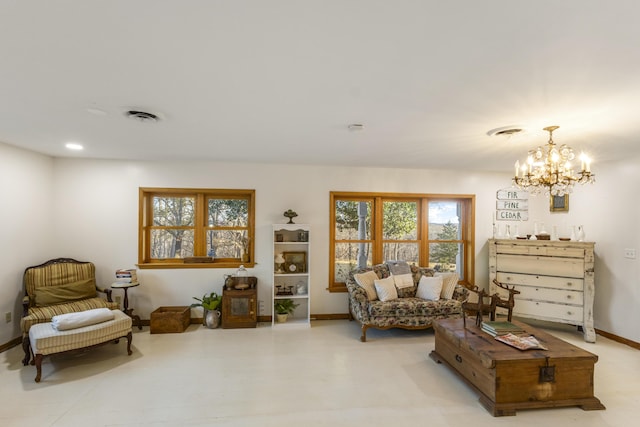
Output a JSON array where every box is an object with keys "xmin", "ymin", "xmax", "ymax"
[{"xmin": 124, "ymin": 110, "xmax": 160, "ymax": 123}]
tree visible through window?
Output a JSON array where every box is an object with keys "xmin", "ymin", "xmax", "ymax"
[
  {"xmin": 330, "ymin": 192, "xmax": 474, "ymax": 291},
  {"xmin": 151, "ymin": 196, "xmax": 195, "ymax": 259},
  {"xmin": 139, "ymin": 188, "xmax": 255, "ymax": 268}
]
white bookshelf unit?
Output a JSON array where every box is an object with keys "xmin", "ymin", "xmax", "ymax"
[{"xmin": 272, "ymin": 224, "xmax": 310, "ymax": 328}]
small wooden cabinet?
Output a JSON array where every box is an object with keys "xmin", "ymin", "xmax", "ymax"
[
  {"xmin": 489, "ymin": 239, "xmax": 596, "ymax": 342},
  {"xmin": 222, "ymin": 284, "xmax": 257, "ymax": 329}
]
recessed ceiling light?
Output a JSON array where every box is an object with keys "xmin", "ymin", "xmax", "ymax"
[{"xmin": 65, "ymin": 142, "xmax": 84, "ymax": 150}]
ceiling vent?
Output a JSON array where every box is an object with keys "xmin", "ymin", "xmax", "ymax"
[
  {"xmin": 125, "ymin": 110, "xmax": 160, "ymax": 123},
  {"xmin": 494, "ymin": 128, "xmax": 523, "ymax": 136},
  {"xmin": 487, "ymin": 126, "xmax": 525, "ymax": 137}
]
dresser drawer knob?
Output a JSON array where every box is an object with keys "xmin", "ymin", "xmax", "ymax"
[
  {"xmin": 567, "ymin": 311, "xmax": 573, "ymax": 315},
  {"xmin": 567, "ymin": 282, "xmax": 573, "ymax": 287},
  {"xmin": 455, "ymin": 354, "xmax": 463, "ymax": 363},
  {"xmin": 566, "ymin": 295, "xmax": 572, "ymax": 299}
]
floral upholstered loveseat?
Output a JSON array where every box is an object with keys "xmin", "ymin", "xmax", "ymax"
[{"xmin": 346, "ymin": 262, "xmax": 468, "ymax": 342}]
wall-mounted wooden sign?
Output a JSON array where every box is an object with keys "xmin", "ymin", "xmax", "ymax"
[
  {"xmin": 495, "ymin": 189, "xmax": 529, "ymax": 221},
  {"xmin": 497, "ymin": 200, "xmax": 529, "ymax": 210},
  {"xmin": 496, "ymin": 189, "xmax": 529, "ymax": 200}
]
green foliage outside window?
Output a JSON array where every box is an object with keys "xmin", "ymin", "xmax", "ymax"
[{"xmin": 330, "ymin": 192, "xmax": 474, "ymax": 290}]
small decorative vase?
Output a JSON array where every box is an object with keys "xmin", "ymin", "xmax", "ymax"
[
  {"xmin": 577, "ymin": 225, "xmax": 586, "ymax": 242},
  {"xmin": 295, "ymin": 281, "xmax": 307, "ymax": 295},
  {"xmin": 551, "ymin": 225, "xmax": 558, "ymax": 241},
  {"xmin": 570, "ymin": 226, "xmax": 577, "ymax": 241},
  {"xmin": 204, "ymin": 309, "xmax": 221, "ymax": 329},
  {"xmin": 504, "ymin": 225, "xmax": 511, "ymax": 240}
]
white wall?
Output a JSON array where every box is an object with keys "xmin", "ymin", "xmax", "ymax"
[
  {"xmin": 49, "ymin": 159, "xmax": 512, "ymax": 322},
  {"xmin": 515, "ymin": 158, "xmax": 640, "ymax": 342},
  {"xmin": 2, "ymin": 147, "xmax": 638, "ymax": 344},
  {"xmin": 570, "ymin": 159, "xmax": 640, "ymax": 342},
  {"xmin": 0, "ymin": 143, "xmax": 54, "ymax": 343}
]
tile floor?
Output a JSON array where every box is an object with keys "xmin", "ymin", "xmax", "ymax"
[{"xmin": 1, "ymin": 319, "xmax": 637, "ymax": 426}]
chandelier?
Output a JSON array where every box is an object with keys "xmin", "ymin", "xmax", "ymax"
[{"xmin": 513, "ymin": 126, "xmax": 595, "ymax": 196}]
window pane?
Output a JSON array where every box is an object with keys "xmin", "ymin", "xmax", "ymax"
[
  {"xmin": 428, "ymin": 201, "xmax": 460, "ymax": 240},
  {"xmin": 151, "ymin": 229, "xmax": 194, "ymax": 259},
  {"xmin": 207, "ymin": 230, "xmax": 247, "ymax": 258},
  {"xmin": 208, "ymin": 199, "xmax": 248, "ymax": 227},
  {"xmin": 153, "ymin": 197, "xmax": 194, "ymax": 226},
  {"xmin": 429, "ymin": 242, "xmax": 461, "ymax": 274},
  {"xmin": 334, "ymin": 242, "xmax": 372, "ymax": 281},
  {"xmin": 335, "ymin": 200, "xmax": 371, "ymax": 240},
  {"xmin": 383, "ymin": 242, "xmax": 419, "ymax": 263},
  {"xmin": 383, "ymin": 201, "xmax": 417, "ymax": 239}
]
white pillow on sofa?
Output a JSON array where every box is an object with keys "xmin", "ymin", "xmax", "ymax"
[
  {"xmin": 374, "ymin": 276, "xmax": 398, "ymax": 302},
  {"xmin": 354, "ymin": 270, "xmax": 379, "ymax": 301},
  {"xmin": 435, "ymin": 272, "xmax": 459, "ymax": 300},
  {"xmin": 416, "ymin": 275, "xmax": 443, "ymax": 301},
  {"xmin": 392, "ymin": 273, "xmax": 414, "ymax": 289}
]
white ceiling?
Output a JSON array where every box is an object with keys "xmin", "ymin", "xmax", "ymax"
[{"xmin": 2, "ymin": 1, "xmax": 640, "ymax": 173}]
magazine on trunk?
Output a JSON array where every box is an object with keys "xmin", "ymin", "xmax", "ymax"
[{"xmin": 495, "ymin": 333, "xmax": 548, "ymax": 350}]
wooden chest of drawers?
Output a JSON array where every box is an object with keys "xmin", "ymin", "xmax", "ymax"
[
  {"xmin": 430, "ymin": 318, "xmax": 605, "ymax": 416},
  {"xmin": 489, "ymin": 239, "xmax": 596, "ymax": 342}
]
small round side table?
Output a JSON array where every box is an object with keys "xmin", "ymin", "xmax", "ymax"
[{"xmin": 111, "ymin": 281, "xmax": 142, "ymax": 330}]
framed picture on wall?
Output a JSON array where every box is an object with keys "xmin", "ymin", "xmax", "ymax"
[{"xmin": 550, "ymin": 194, "xmax": 569, "ymax": 212}]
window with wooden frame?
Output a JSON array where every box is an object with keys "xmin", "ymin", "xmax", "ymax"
[
  {"xmin": 329, "ymin": 191, "xmax": 475, "ymax": 292},
  {"xmin": 138, "ymin": 188, "xmax": 255, "ymax": 269}
]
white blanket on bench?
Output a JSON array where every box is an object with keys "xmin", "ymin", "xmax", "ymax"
[{"xmin": 52, "ymin": 308, "xmax": 116, "ymax": 331}]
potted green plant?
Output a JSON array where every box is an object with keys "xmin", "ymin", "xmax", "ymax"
[
  {"xmin": 191, "ymin": 292, "xmax": 222, "ymax": 328},
  {"xmin": 274, "ymin": 298, "xmax": 299, "ymax": 323}
]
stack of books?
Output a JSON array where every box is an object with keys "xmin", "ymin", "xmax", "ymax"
[
  {"xmin": 481, "ymin": 320, "xmax": 525, "ymax": 337},
  {"xmin": 115, "ymin": 269, "xmax": 137, "ymax": 283}
]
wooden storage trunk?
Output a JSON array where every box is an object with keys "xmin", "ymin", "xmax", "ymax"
[
  {"xmin": 430, "ymin": 317, "xmax": 605, "ymax": 416},
  {"xmin": 150, "ymin": 306, "xmax": 190, "ymax": 334}
]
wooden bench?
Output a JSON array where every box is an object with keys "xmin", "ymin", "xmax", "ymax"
[{"xmin": 25, "ymin": 309, "xmax": 133, "ymax": 382}]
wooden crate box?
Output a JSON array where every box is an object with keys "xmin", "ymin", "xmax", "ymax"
[{"xmin": 150, "ymin": 306, "xmax": 190, "ymax": 334}]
